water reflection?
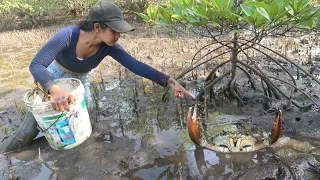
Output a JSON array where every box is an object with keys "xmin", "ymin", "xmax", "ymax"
[
  {"xmin": 2, "ymin": 75, "xmax": 320, "ymax": 179},
  {"xmin": 98, "ymin": 76, "xmax": 319, "ymax": 179}
]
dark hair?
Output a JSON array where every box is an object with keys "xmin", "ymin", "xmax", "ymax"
[{"xmin": 78, "ymin": 20, "xmax": 109, "ymax": 32}]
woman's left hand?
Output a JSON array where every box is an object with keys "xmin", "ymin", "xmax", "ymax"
[{"xmin": 168, "ymin": 77, "xmax": 196, "ymax": 100}]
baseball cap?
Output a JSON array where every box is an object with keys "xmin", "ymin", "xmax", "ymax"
[{"xmin": 87, "ymin": 0, "xmax": 135, "ymax": 33}]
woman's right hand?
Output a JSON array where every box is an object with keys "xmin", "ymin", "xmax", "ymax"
[{"xmin": 49, "ymin": 84, "xmax": 75, "ymax": 112}]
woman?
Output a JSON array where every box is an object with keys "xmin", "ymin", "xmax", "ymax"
[
  {"xmin": 30, "ymin": 0, "xmax": 195, "ymax": 111},
  {"xmin": 0, "ymin": 0, "xmax": 195, "ymax": 153}
]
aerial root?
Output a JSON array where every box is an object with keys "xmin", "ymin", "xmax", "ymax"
[
  {"xmin": 229, "ymin": 71, "xmax": 244, "ymax": 105},
  {"xmin": 236, "ymin": 65, "xmax": 257, "ymax": 90},
  {"xmin": 238, "ymin": 40, "xmax": 297, "ymax": 90},
  {"xmin": 237, "ymin": 46, "xmax": 281, "ymax": 99},
  {"xmin": 205, "ymin": 60, "xmax": 231, "ymax": 82},
  {"xmin": 161, "ymin": 37, "xmax": 318, "ymax": 110},
  {"xmin": 197, "ymin": 70, "xmax": 233, "ymax": 99},
  {"xmin": 268, "ymin": 76, "xmax": 319, "ymax": 107}
]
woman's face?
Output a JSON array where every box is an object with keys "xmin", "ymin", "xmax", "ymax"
[{"xmin": 98, "ymin": 26, "xmax": 120, "ymax": 46}]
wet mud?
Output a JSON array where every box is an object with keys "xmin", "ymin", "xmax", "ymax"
[{"xmin": 0, "ymin": 33, "xmax": 320, "ymax": 179}]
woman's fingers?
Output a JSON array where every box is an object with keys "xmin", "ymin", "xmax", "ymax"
[
  {"xmin": 168, "ymin": 77, "xmax": 196, "ymax": 100},
  {"xmin": 174, "ymin": 88, "xmax": 195, "ymax": 99},
  {"xmin": 49, "ymin": 85, "xmax": 75, "ymax": 112},
  {"xmin": 51, "ymin": 101, "xmax": 59, "ymax": 111},
  {"xmin": 50, "ymin": 96, "xmax": 71, "ymax": 112},
  {"xmin": 57, "ymin": 102, "xmax": 65, "ymax": 112},
  {"xmin": 184, "ymin": 89, "xmax": 196, "ymax": 99},
  {"xmin": 63, "ymin": 100, "xmax": 70, "ymax": 111}
]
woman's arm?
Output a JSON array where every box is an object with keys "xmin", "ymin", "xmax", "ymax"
[
  {"xmin": 29, "ymin": 26, "xmax": 73, "ymax": 91},
  {"xmin": 109, "ymin": 43, "xmax": 195, "ymax": 99},
  {"xmin": 109, "ymin": 43, "xmax": 170, "ymax": 86}
]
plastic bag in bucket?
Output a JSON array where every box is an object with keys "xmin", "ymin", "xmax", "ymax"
[{"xmin": 24, "ymin": 78, "xmax": 92, "ymax": 150}]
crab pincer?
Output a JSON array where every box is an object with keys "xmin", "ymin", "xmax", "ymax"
[
  {"xmin": 270, "ymin": 109, "xmax": 283, "ymax": 144},
  {"xmin": 187, "ymin": 104, "xmax": 201, "ymax": 146}
]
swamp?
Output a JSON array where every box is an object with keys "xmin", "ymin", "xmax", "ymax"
[{"xmin": 0, "ymin": 0, "xmax": 320, "ymax": 179}]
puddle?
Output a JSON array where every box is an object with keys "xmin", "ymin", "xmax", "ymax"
[
  {"xmin": 127, "ymin": 133, "xmax": 320, "ymax": 179},
  {"xmin": 1, "ymin": 73, "xmax": 320, "ymax": 179}
]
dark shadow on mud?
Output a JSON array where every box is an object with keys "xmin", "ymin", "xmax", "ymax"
[{"xmin": 0, "ymin": 66, "xmax": 319, "ymax": 179}]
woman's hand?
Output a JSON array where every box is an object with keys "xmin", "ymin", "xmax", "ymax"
[
  {"xmin": 49, "ymin": 84, "xmax": 75, "ymax": 112},
  {"xmin": 168, "ymin": 77, "xmax": 196, "ymax": 100}
]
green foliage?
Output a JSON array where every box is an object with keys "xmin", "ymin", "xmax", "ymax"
[
  {"xmin": 136, "ymin": 0, "xmax": 320, "ymax": 32},
  {"xmin": 0, "ymin": 0, "xmax": 150, "ymax": 27},
  {"xmin": 135, "ymin": 3, "xmax": 158, "ymax": 23},
  {"xmin": 136, "ymin": 0, "xmax": 320, "ymax": 109},
  {"xmin": 0, "ymin": 0, "xmax": 64, "ymax": 16},
  {"xmin": 0, "ymin": 0, "xmax": 95, "ymax": 27}
]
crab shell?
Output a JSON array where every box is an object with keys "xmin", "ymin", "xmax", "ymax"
[{"xmin": 187, "ymin": 105, "xmax": 283, "ymax": 152}]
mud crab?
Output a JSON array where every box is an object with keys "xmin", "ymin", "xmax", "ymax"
[{"xmin": 187, "ymin": 105, "xmax": 282, "ymax": 152}]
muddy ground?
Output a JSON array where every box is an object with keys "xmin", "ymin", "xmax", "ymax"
[{"xmin": 0, "ymin": 22, "xmax": 320, "ymax": 179}]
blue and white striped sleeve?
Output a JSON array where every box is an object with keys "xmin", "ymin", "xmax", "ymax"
[
  {"xmin": 29, "ymin": 26, "xmax": 73, "ymax": 91},
  {"xmin": 109, "ymin": 43, "xmax": 170, "ymax": 86}
]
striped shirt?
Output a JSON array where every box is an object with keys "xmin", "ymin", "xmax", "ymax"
[{"xmin": 29, "ymin": 26, "xmax": 169, "ymax": 90}]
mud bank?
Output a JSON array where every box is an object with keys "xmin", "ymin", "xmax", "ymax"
[{"xmin": 0, "ymin": 30, "xmax": 320, "ymax": 179}]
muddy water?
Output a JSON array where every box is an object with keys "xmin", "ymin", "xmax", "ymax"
[
  {"xmin": 1, "ymin": 67, "xmax": 320, "ymax": 179},
  {"xmin": 126, "ymin": 132, "xmax": 320, "ymax": 179}
]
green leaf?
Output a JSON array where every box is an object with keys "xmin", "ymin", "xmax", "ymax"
[
  {"xmin": 135, "ymin": 12, "xmax": 151, "ymax": 22},
  {"xmin": 293, "ymin": 1, "xmax": 304, "ymax": 12},
  {"xmin": 246, "ymin": 1, "xmax": 270, "ymax": 11},
  {"xmin": 158, "ymin": 6, "xmax": 172, "ymax": 23},
  {"xmin": 238, "ymin": 16, "xmax": 252, "ymax": 24},
  {"xmin": 188, "ymin": 18, "xmax": 203, "ymax": 25},
  {"xmin": 171, "ymin": 14, "xmax": 183, "ymax": 20},
  {"xmin": 253, "ymin": 9, "xmax": 259, "ymax": 20},
  {"xmin": 240, "ymin": 4, "xmax": 252, "ymax": 17},
  {"xmin": 224, "ymin": 10, "xmax": 238, "ymax": 22},
  {"xmin": 257, "ymin": 7, "xmax": 270, "ymax": 20},
  {"xmin": 223, "ymin": 0, "xmax": 232, "ymax": 10},
  {"xmin": 309, "ymin": 6, "xmax": 320, "ymax": 15},
  {"xmin": 269, "ymin": 0, "xmax": 280, "ymax": 18},
  {"xmin": 194, "ymin": 5, "xmax": 208, "ymax": 19},
  {"xmin": 208, "ymin": 22, "xmax": 221, "ymax": 27},
  {"xmin": 305, "ymin": 18, "xmax": 313, "ymax": 28},
  {"xmin": 285, "ymin": 5, "xmax": 294, "ymax": 16},
  {"xmin": 256, "ymin": 14, "xmax": 266, "ymax": 28},
  {"xmin": 150, "ymin": 7, "xmax": 159, "ymax": 21},
  {"xmin": 156, "ymin": 19, "xmax": 168, "ymax": 25},
  {"xmin": 173, "ymin": 7, "xmax": 181, "ymax": 16},
  {"xmin": 227, "ymin": 0, "xmax": 234, "ymax": 10},
  {"xmin": 202, "ymin": 0, "xmax": 212, "ymax": 6},
  {"xmin": 212, "ymin": 0, "xmax": 223, "ymax": 10},
  {"xmin": 147, "ymin": 4, "xmax": 153, "ymax": 17},
  {"xmin": 295, "ymin": 18, "xmax": 313, "ymax": 30}
]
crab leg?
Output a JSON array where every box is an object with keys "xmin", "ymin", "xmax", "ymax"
[
  {"xmin": 187, "ymin": 104, "xmax": 201, "ymax": 146},
  {"xmin": 271, "ymin": 110, "xmax": 283, "ymax": 144}
]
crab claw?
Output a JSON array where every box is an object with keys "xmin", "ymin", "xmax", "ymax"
[
  {"xmin": 270, "ymin": 109, "xmax": 283, "ymax": 144},
  {"xmin": 187, "ymin": 104, "xmax": 201, "ymax": 146}
]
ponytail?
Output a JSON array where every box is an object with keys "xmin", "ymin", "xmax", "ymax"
[{"xmin": 78, "ymin": 20, "xmax": 108, "ymax": 32}]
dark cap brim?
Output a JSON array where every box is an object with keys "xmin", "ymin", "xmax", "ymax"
[{"xmin": 104, "ymin": 20, "xmax": 135, "ymax": 33}]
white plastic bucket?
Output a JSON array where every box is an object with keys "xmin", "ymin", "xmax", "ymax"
[{"xmin": 24, "ymin": 78, "xmax": 92, "ymax": 150}]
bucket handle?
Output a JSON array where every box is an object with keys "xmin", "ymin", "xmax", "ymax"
[
  {"xmin": 39, "ymin": 110, "xmax": 76, "ymax": 132},
  {"xmin": 34, "ymin": 81, "xmax": 51, "ymax": 101},
  {"xmin": 39, "ymin": 111, "xmax": 66, "ymax": 132},
  {"xmin": 38, "ymin": 111, "xmax": 77, "ymax": 149}
]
